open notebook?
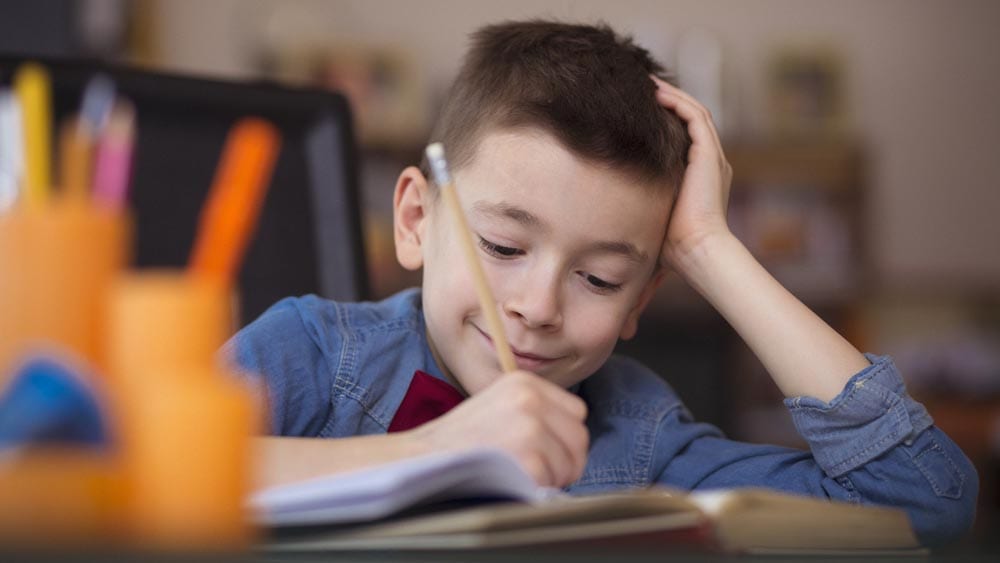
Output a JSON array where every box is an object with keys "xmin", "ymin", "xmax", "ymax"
[{"xmin": 249, "ymin": 448, "xmax": 922, "ymax": 554}]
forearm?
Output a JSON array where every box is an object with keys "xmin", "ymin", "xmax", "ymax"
[
  {"xmin": 253, "ymin": 433, "xmax": 428, "ymax": 490},
  {"xmin": 674, "ymin": 232, "xmax": 869, "ymax": 401}
]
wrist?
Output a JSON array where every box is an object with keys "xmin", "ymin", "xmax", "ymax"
[
  {"xmin": 401, "ymin": 426, "xmax": 432, "ymax": 457},
  {"xmin": 668, "ymin": 229, "xmax": 743, "ymax": 283},
  {"xmin": 403, "ymin": 419, "xmax": 450, "ymax": 458}
]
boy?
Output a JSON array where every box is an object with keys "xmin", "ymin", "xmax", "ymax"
[{"xmin": 226, "ymin": 21, "xmax": 976, "ymax": 546}]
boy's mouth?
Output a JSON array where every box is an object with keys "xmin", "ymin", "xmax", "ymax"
[{"xmin": 472, "ymin": 325, "xmax": 560, "ymax": 371}]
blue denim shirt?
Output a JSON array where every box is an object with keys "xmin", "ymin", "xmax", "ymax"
[{"xmin": 224, "ymin": 288, "xmax": 978, "ymax": 546}]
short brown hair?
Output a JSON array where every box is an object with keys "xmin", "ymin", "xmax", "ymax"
[{"xmin": 427, "ymin": 20, "xmax": 690, "ymax": 191}]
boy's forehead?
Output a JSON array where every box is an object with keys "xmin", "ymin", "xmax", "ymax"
[
  {"xmin": 458, "ymin": 128, "xmax": 560, "ymax": 177},
  {"xmin": 453, "ymin": 129, "xmax": 673, "ymax": 256},
  {"xmin": 459, "ymin": 128, "xmax": 669, "ymax": 198}
]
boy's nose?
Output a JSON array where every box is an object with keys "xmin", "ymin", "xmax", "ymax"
[{"xmin": 501, "ymin": 276, "xmax": 563, "ymax": 331}]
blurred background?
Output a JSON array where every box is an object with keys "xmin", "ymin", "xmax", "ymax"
[{"xmin": 2, "ymin": 0, "xmax": 999, "ymax": 541}]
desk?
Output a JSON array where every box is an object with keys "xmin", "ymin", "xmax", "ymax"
[{"xmin": 5, "ymin": 545, "xmax": 1000, "ymax": 563}]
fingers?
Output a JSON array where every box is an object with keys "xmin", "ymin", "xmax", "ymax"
[
  {"xmin": 543, "ymin": 398, "xmax": 590, "ymax": 484},
  {"xmin": 651, "ymin": 76, "xmax": 731, "ymax": 187},
  {"xmin": 513, "ymin": 401, "xmax": 589, "ymax": 486},
  {"xmin": 417, "ymin": 370, "xmax": 590, "ymax": 488},
  {"xmin": 650, "ymin": 76, "xmax": 724, "ymax": 150},
  {"xmin": 495, "ymin": 372, "xmax": 589, "ymax": 485},
  {"xmin": 650, "ymin": 75, "xmax": 710, "ymax": 124},
  {"xmin": 505, "ymin": 370, "xmax": 588, "ymax": 421}
]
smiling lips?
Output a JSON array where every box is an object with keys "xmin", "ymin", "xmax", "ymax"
[{"xmin": 473, "ymin": 325, "xmax": 559, "ymax": 369}]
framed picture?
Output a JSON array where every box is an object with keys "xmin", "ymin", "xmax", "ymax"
[
  {"xmin": 257, "ymin": 43, "xmax": 429, "ymax": 150},
  {"xmin": 767, "ymin": 47, "xmax": 846, "ymax": 138}
]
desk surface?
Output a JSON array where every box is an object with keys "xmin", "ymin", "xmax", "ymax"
[{"xmin": 4, "ymin": 544, "xmax": 1000, "ymax": 563}]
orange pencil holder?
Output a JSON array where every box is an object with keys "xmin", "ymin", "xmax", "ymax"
[
  {"xmin": 107, "ymin": 271, "xmax": 262, "ymax": 550},
  {"xmin": 0, "ymin": 200, "xmax": 131, "ymax": 549},
  {"xmin": 0, "ymin": 447, "xmax": 124, "ymax": 549},
  {"xmin": 0, "ymin": 200, "xmax": 130, "ymax": 384}
]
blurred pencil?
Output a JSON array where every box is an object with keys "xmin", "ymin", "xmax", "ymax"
[
  {"xmin": 59, "ymin": 117, "xmax": 94, "ymax": 201},
  {"xmin": 91, "ymin": 102, "xmax": 135, "ymax": 209},
  {"xmin": 60, "ymin": 74, "xmax": 116, "ymax": 202},
  {"xmin": 14, "ymin": 63, "xmax": 52, "ymax": 208},
  {"xmin": 188, "ymin": 118, "xmax": 281, "ymax": 288},
  {"xmin": 0, "ymin": 89, "xmax": 22, "ymax": 212},
  {"xmin": 79, "ymin": 74, "xmax": 115, "ymax": 134}
]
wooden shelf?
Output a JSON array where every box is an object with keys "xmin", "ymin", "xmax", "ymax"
[{"xmin": 725, "ymin": 140, "xmax": 863, "ymax": 193}]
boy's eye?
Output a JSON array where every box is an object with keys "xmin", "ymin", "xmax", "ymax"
[
  {"xmin": 478, "ymin": 236, "xmax": 523, "ymax": 258},
  {"xmin": 582, "ymin": 273, "xmax": 623, "ymax": 294}
]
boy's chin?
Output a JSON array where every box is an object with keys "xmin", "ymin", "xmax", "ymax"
[
  {"xmin": 452, "ymin": 372, "xmax": 496, "ymax": 396},
  {"xmin": 451, "ymin": 350, "xmax": 592, "ymax": 391},
  {"xmin": 445, "ymin": 360, "xmax": 501, "ymax": 394}
]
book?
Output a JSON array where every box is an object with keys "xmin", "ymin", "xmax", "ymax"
[
  {"xmin": 249, "ymin": 448, "xmax": 922, "ymax": 554},
  {"xmin": 250, "ymin": 448, "xmax": 558, "ymax": 527}
]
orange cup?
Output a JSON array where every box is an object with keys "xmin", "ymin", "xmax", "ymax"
[
  {"xmin": 107, "ymin": 272, "xmax": 261, "ymax": 550},
  {"xmin": 0, "ymin": 201, "xmax": 130, "ymax": 383}
]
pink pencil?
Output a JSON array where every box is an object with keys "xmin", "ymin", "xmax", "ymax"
[{"xmin": 91, "ymin": 101, "xmax": 135, "ymax": 209}]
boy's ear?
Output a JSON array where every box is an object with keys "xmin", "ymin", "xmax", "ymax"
[
  {"xmin": 619, "ymin": 270, "xmax": 666, "ymax": 340},
  {"xmin": 393, "ymin": 166, "xmax": 432, "ymax": 271}
]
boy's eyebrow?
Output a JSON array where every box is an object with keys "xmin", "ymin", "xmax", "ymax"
[
  {"xmin": 590, "ymin": 240, "xmax": 648, "ymax": 264},
  {"xmin": 472, "ymin": 201, "xmax": 542, "ymax": 228},
  {"xmin": 470, "ymin": 201, "xmax": 648, "ymax": 264}
]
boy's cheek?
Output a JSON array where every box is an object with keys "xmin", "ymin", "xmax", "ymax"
[
  {"xmin": 565, "ymin": 308, "xmax": 623, "ymax": 348},
  {"xmin": 422, "ymin": 257, "xmax": 479, "ymax": 322}
]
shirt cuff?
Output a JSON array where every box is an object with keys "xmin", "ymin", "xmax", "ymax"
[{"xmin": 784, "ymin": 354, "xmax": 934, "ymax": 477}]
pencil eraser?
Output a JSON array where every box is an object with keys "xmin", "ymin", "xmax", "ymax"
[
  {"xmin": 425, "ymin": 142, "xmax": 451, "ymax": 186},
  {"xmin": 425, "ymin": 142, "xmax": 444, "ymax": 162}
]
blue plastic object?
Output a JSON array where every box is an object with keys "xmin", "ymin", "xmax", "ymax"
[{"xmin": 0, "ymin": 355, "xmax": 110, "ymax": 449}]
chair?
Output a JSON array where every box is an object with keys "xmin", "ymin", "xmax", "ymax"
[{"xmin": 0, "ymin": 56, "xmax": 369, "ymax": 326}]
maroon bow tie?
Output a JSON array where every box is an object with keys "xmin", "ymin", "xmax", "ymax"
[{"xmin": 388, "ymin": 370, "xmax": 465, "ymax": 432}]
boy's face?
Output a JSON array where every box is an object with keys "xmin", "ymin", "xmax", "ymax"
[{"xmin": 394, "ymin": 128, "xmax": 672, "ymax": 395}]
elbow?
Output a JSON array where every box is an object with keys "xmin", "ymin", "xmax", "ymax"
[
  {"xmin": 911, "ymin": 473, "xmax": 978, "ymax": 548},
  {"xmin": 903, "ymin": 432, "xmax": 980, "ymax": 547},
  {"xmin": 847, "ymin": 429, "xmax": 979, "ymax": 547}
]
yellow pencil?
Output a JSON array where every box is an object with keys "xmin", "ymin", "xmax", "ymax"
[
  {"xmin": 425, "ymin": 143, "xmax": 517, "ymax": 373},
  {"xmin": 14, "ymin": 63, "xmax": 52, "ymax": 208}
]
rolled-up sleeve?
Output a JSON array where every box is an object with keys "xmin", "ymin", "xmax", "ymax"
[
  {"xmin": 653, "ymin": 354, "xmax": 978, "ymax": 547},
  {"xmin": 786, "ymin": 354, "xmax": 934, "ymax": 476},
  {"xmin": 786, "ymin": 354, "xmax": 977, "ymax": 546}
]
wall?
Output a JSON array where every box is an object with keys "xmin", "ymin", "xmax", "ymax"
[{"xmin": 147, "ymin": 0, "xmax": 1000, "ymax": 294}]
